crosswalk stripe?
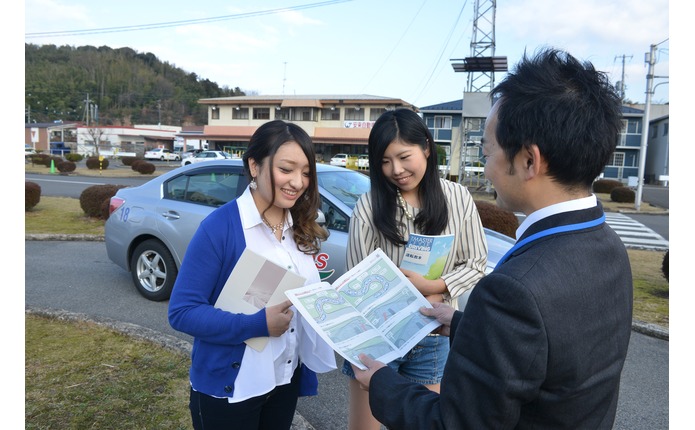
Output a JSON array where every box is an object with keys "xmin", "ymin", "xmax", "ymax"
[
  {"xmin": 514, "ymin": 212, "xmax": 669, "ymax": 251},
  {"xmin": 604, "ymin": 213, "xmax": 669, "ymax": 250}
]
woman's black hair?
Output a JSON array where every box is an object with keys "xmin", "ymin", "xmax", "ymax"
[{"xmin": 367, "ymin": 108, "xmax": 448, "ymax": 245}]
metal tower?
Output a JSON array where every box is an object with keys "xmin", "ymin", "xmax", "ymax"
[
  {"xmin": 451, "ymin": 0, "xmax": 506, "ymax": 92},
  {"xmin": 450, "ymin": 0, "xmax": 507, "ymax": 184}
]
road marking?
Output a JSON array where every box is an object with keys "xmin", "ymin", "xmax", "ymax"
[
  {"xmin": 604, "ymin": 213, "xmax": 669, "ymax": 250},
  {"xmin": 514, "ymin": 212, "xmax": 669, "ymax": 251},
  {"xmin": 27, "ymin": 178, "xmax": 105, "ymax": 185}
]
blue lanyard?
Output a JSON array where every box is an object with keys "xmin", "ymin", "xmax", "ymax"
[{"xmin": 495, "ymin": 214, "xmax": 606, "ymax": 269}]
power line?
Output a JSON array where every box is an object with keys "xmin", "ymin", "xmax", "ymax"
[
  {"xmin": 411, "ymin": 0, "xmax": 468, "ymax": 105},
  {"xmin": 25, "ymin": 0, "xmax": 352, "ymax": 38},
  {"xmin": 360, "ymin": 0, "xmax": 427, "ymax": 93}
]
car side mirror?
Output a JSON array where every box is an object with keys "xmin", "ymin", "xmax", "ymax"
[{"xmin": 315, "ymin": 209, "xmax": 326, "ymax": 225}]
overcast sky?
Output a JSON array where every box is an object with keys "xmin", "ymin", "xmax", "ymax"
[{"xmin": 24, "ymin": 0, "xmax": 670, "ymax": 108}]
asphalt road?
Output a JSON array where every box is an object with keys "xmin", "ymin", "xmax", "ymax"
[
  {"xmin": 24, "ymin": 172, "xmax": 669, "ymax": 428},
  {"xmin": 25, "ymin": 240, "xmax": 668, "ymax": 429}
]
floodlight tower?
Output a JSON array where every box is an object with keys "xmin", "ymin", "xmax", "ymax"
[{"xmin": 450, "ymin": 0, "xmax": 507, "ymax": 184}]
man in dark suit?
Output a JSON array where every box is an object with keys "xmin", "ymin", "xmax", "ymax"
[{"xmin": 351, "ymin": 48, "xmax": 633, "ymax": 429}]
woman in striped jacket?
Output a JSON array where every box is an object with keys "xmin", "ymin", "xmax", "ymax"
[{"xmin": 342, "ymin": 108, "xmax": 488, "ymax": 430}]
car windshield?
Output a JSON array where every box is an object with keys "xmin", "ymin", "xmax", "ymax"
[{"xmin": 317, "ymin": 170, "xmax": 370, "ymax": 209}]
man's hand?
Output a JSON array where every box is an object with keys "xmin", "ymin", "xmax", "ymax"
[
  {"xmin": 420, "ymin": 302, "xmax": 455, "ymax": 337},
  {"xmin": 351, "ymin": 354, "xmax": 386, "ymax": 391},
  {"xmin": 266, "ymin": 300, "xmax": 294, "ymax": 337}
]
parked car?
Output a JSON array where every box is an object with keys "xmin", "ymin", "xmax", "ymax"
[
  {"xmin": 25, "ymin": 144, "xmax": 36, "ymax": 156},
  {"xmin": 329, "ymin": 153, "xmax": 349, "ymax": 167},
  {"xmin": 180, "ymin": 150, "xmax": 233, "ymax": 166},
  {"xmin": 105, "ymin": 159, "xmax": 514, "ymax": 301},
  {"xmin": 180, "ymin": 148, "xmax": 205, "ymax": 159},
  {"xmin": 357, "ymin": 154, "xmax": 369, "ymax": 169},
  {"xmin": 144, "ymin": 148, "xmax": 181, "ymax": 161}
]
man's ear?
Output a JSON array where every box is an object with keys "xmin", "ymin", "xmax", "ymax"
[{"xmin": 521, "ymin": 144, "xmax": 544, "ymax": 179}]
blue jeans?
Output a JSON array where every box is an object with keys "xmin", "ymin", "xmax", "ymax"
[{"xmin": 341, "ymin": 334, "xmax": 449, "ymax": 385}]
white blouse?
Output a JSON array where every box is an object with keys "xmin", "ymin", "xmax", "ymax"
[{"xmin": 229, "ymin": 187, "xmax": 336, "ymax": 402}]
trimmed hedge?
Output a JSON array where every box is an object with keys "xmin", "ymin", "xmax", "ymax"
[
  {"xmin": 29, "ymin": 153, "xmax": 50, "ymax": 165},
  {"xmin": 122, "ymin": 156, "xmax": 140, "ymax": 166},
  {"xmin": 593, "ymin": 179, "xmax": 624, "ymax": 194},
  {"xmin": 474, "ymin": 200, "xmax": 518, "ymax": 239},
  {"xmin": 25, "ymin": 181, "xmax": 41, "ymax": 211},
  {"xmin": 65, "ymin": 153, "xmax": 84, "ymax": 162},
  {"xmin": 85, "ymin": 156, "xmax": 110, "ymax": 170},
  {"xmin": 56, "ymin": 160, "xmax": 77, "ymax": 173},
  {"xmin": 43, "ymin": 156, "xmax": 64, "ymax": 168},
  {"xmin": 610, "ymin": 186, "xmax": 635, "ymax": 203},
  {"xmin": 133, "ymin": 160, "xmax": 156, "ymax": 174},
  {"xmin": 79, "ymin": 184, "xmax": 128, "ymax": 219}
]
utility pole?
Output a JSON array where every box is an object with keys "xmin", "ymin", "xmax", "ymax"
[
  {"xmin": 635, "ymin": 39, "xmax": 668, "ymax": 211},
  {"xmin": 84, "ymin": 94, "xmax": 91, "ymax": 126},
  {"xmin": 614, "ymin": 54, "xmax": 632, "ymax": 101}
]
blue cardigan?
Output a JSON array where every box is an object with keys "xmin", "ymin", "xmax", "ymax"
[{"xmin": 168, "ymin": 199, "xmax": 318, "ymax": 398}]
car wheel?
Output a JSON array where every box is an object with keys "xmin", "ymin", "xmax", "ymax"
[{"xmin": 130, "ymin": 239, "xmax": 178, "ymax": 301}]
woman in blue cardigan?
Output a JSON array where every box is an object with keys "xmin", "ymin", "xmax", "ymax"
[{"xmin": 168, "ymin": 120, "xmax": 336, "ymax": 430}]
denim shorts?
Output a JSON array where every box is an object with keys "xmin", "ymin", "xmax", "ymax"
[{"xmin": 341, "ymin": 334, "xmax": 449, "ymax": 385}]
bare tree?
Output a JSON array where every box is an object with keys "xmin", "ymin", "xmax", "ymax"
[{"xmin": 83, "ymin": 127, "xmax": 108, "ymax": 157}]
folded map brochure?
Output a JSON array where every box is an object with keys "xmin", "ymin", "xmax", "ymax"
[
  {"xmin": 214, "ymin": 248, "xmax": 306, "ymax": 352},
  {"xmin": 285, "ymin": 248, "xmax": 441, "ymax": 370},
  {"xmin": 400, "ymin": 233, "xmax": 455, "ymax": 280}
]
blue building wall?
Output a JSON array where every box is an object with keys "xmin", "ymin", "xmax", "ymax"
[{"xmin": 420, "ymin": 100, "xmax": 648, "ymax": 183}]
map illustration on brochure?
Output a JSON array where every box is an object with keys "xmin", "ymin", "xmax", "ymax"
[
  {"xmin": 285, "ymin": 248, "xmax": 441, "ymax": 370},
  {"xmin": 400, "ymin": 233, "xmax": 454, "ymax": 280}
]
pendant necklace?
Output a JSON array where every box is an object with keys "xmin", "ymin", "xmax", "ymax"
[
  {"xmin": 262, "ymin": 215, "xmax": 285, "ymax": 235},
  {"xmin": 396, "ymin": 188, "xmax": 414, "ymax": 221}
]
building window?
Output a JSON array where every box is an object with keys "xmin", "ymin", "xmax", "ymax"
[
  {"xmin": 435, "ymin": 116, "xmax": 452, "ymax": 130},
  {"xmin": 370, "ymin": 108, "xmax": 386, "ymax": 121},
  {"xmin": 211, "ymin": 107, "xmax": 220, "ymax": 120},
  {"xmin": 232, "ymin": 107, "xmax": 249, "ymax": 120},
  {"xmin": 465, "ymin": 118, "xmax": 481, "ymax": 131},
  {"xmin": 663, "ymin": 122, "xmax": 668, "ymax": 136},
  {"xmin": 321, "ymin": 108, "xmax": 340, "ymax": 121},
  {"xmin": 276, "ymin": 108, "xmax": 291, "ymax": 120},
  {"xmin": 607, "ymin": 152, "xmax": 625, "ymax": 167},
  {"xmin": 620, "ymin": 119, "xmax": 639, "ymax": 135},
  {"xmin": 294, "ymin": 108, "xmax": 316, "ymax": 121},
  {"xmin": 651, "ymin": 125, "xmax": 658, "ymax": 138},
  {"xmin": 345, "ymin": 107, "xmax": 364, "ymax": 121},
  {"xmin": 253, "ymin": 107, "xmax": 270, "ymax": 120}
]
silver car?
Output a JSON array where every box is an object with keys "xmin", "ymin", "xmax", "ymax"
[{"xmin": 105, "ymin": 160, "xmax": 513, "ymax": 301}]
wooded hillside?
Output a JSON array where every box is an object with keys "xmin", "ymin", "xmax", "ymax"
[{"xmin": 25, "ymin": 43, "xmax": 245, "ymax": 126}]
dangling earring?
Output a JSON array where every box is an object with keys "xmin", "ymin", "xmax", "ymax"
[{"xmin": 249, "ymin": 178, "xmax": 257, "ymax": 190}]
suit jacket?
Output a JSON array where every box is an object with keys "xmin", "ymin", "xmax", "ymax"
[{"xmin": 369, "ymin": 204, "xmax": 633, "ymax": 429}]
